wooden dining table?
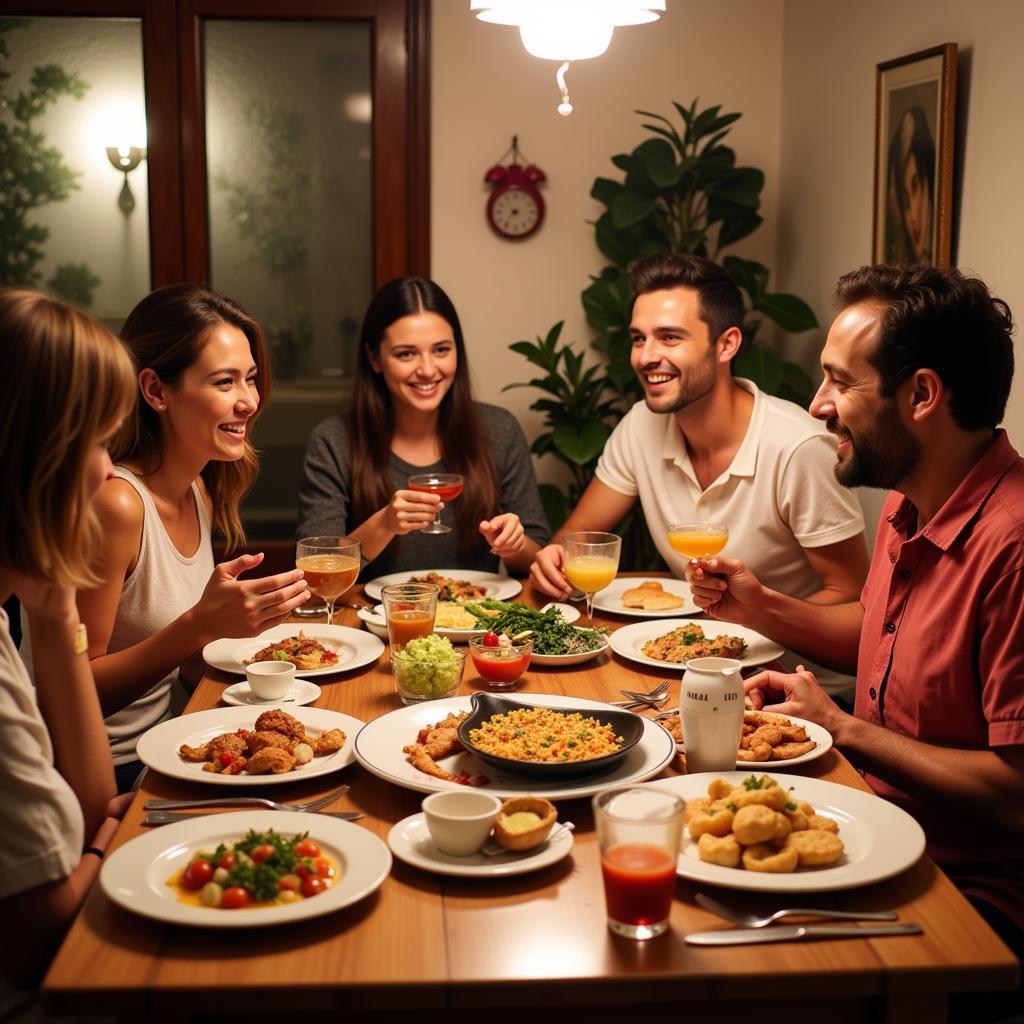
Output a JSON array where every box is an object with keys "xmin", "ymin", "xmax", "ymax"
[{"xmin": 43, "ymin": 578, "xmax": 1018, "ymax": 1023}]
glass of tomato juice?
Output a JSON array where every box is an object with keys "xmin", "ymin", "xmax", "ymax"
[{"xmin": 593, "ymin": 787, "xmax": 685, "ymax": 940}]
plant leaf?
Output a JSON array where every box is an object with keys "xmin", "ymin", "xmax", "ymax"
[
  {"xmin": 553, "ymin": 420, "xmax": 611, "ymax": 466},
  {"xmin": 753, "ymin": 293, "xmax": 819, "ymax": 332},
  {"xmin": 538, "ymin": 483, "xmax": 568, "ymax": 533},
  {"xmin": 610, "ymin": 188, "xmax": 657, "ymax": 229},
  {"xmin": 590, "ymin": 176, "xmax": 623, "ymax": 207},
  {"xmin": 732, "ymin": 342, "xmax": 784, "ymax": 394}
]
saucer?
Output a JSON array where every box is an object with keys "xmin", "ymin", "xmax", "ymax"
[
  {"xmin": 221, "ymin": 679, "xmax": 322, "ymax": 708},
  {"xmin": 387, "ymin": 812, "xmax": 573, "ymax": 877}
]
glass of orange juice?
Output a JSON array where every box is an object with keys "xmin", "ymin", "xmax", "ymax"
[
  {"xmin": 666, "ymin": 522, "xmax": 729, "ymax": 567},
  {"xmin": 295, "ymin": 536, "xmax": 361, "ymax": 625},
  {"xmin": 563, "ymin": 531, "xmax": 621, "ymax": 627},
  {"xmin": 381, "ymin": 582, "xmax": 439, "ymax": 649}
]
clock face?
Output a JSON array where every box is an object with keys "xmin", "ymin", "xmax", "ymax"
[{"xmin": 487, "ymin": 185, "xmax": 543, "ymax": 239}]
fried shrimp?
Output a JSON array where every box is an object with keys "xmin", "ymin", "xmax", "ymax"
[
  {"xmin": 244, "ymin": 747, "xmax": 296, "ymax": 774},
  {"xmin": 179, "ymin": 732, "xmax": 247, "ymax": 762},
  {"xmin": 310, "ymin": 728, "xmax": 346, "ymax": 754},
  {"xmin": 245, "ymin": 730, "xmax": 294, "ymax": 754}
]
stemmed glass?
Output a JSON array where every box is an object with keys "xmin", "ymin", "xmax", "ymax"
[
  {"xmin": 666, "ymin": 522, "xmax": 729, "ymax": 568},
  {"xmin": 408, "ymin": 473, "xmax": 464, "ymax": 535},
  {"xmin": 295, "ymin": 536, "xmax": 361, "ymax": 626},
  {"xmin": 563, "ymin": 531, "xmax": 621, "ymax": 627}
]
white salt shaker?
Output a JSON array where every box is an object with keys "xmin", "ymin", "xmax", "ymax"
[{"xmin": 680, "ymin": 656, "xmax": 744, "ymax": 773}]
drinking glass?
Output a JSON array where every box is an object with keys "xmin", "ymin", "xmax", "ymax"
[
  {"xmin": 666, "ymin": 522, "xmax": 729, "ymax": 567},
  {"xmin": 295, "ymin": 536, "xmax": 361, "ymax": 626},
  {"xmin": 593, "ymin": 787, "xmax": 685, "ymax": 940},
  {"xmin": 563, "ymin": 531, "xmax": 621, "ymax": 627},
  {"xmin": 381, "ymin": 582, "xmax": 439, "ymax": 649},
  {"xmin": 408, "ymin": 473, "xmax": 464, "ymax": 535},
  {"xmin": 467, "ymin": 634, "xmax": 533, "ymax": 691}
]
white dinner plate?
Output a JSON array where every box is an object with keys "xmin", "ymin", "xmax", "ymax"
[
  {"xmin": 203, "ymin": 623, "xmax": 384, "ymax": 678},
  {"xmin": 358, "ymin": 601, "xmax": 581, "ymax": 645},
  {"xmin": 593, "ymin": 577, "xmax": 699, "ymax": 617},
  {"xmin": 387, "ymin": 813, "xmax": 574, "ymax": 878},
  {"xmin": 608, "ymin": 618, "xmax": 785, "ymax": 671},
  {"xmin": 221, "ymin": 678, "xmax": 322, "ymax": 708},
  {"xmin": 363, "ymin": 570, "xmax": 522, "ymax": 603},
  {"xmin": 659, "ymin": 712, "xmax": 833, "ymax": 768},
  {"xmin": 101, "ymin": 810, "xmax": 391, "ymax": 927},
  {"xmin": 644, "ymin": 772, "xmax": 926, "ymax": 892},
  {"xmin": 137, "ymin": 706, "xmax": 364, "ymax": 786},
  {"xmin": 354, "ymin": 693, "xmax": 676, "ymax": 799},
  {"xmin": 530, "ymin": 636, "xmax": 610, "ymax": 667}
]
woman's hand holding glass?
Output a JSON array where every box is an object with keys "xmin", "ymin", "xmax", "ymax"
[
  {"xmin": 383, "ymin": 488, "xmax": 446, "ymax": 536},
  {"xmin": 479, "ymin": 512, "xmax": 525, "ymax": 559},
  {"xmin": 193, "ymin": 552, "xmax": 311, "ymax": 640}
]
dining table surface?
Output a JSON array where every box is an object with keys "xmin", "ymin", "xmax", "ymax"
[{"xmin": 43, "ymin": 575, "xmax": 1018, "ymax": 1023}]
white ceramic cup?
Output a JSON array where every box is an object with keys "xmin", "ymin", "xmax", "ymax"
[
  {"xmin": 422, "ymin": 790, "xmax": 503, "ymax": 856},
  {"xmin": 245, "ymin": 660, "xmax": 296, "ymax": 701}
]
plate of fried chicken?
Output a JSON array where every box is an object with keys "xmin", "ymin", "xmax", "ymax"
[{"xmin": 137, "ymin": 707, "xmax": 364, "ymax": 785}]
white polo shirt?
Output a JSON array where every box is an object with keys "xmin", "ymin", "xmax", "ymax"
[{"xmin": 596, "ymin": 380, "xmax": 865, "ymax": 694}]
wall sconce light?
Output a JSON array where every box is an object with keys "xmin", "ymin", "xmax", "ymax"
[
  {"xmin": 105, "ymin": 143, "xmax": 146, "ymax": 214},
  {"xmin": 471, "ymin": 0, "xmax": 664, "ymax": 115}
]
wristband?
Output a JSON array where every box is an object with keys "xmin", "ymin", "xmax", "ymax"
[
  {"xmin": 83, "ymin": 845, "xmax": 105, "ymax": 860},
  {"xmin": 73, "ymin": 622, "xmax": 88, "ymax": 655}
]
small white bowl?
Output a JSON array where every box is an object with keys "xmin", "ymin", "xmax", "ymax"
[
  {"xmin": 245, "ymin": 660, "xmax": 296, "ymax": 701},
  {"xmin": 421, "ymin": 790, "xmax": 503, "ymax": 856}
]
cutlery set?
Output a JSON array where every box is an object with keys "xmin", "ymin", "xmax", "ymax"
[
  {"xmin": 142, "ymin": 784, "xmax": 356, "ymax": 827},
  {"xmin": 688, "ymin": 892, "xmax": 917, "ymax": 945},
  {"xmin": 612, "ymin": 681, "xmax": 671, "ymax": 710}
]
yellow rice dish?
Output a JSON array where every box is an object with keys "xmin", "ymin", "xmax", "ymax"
[{"xmin": 468, "ymin": 707, "xmax": 624, "ymax": 764}]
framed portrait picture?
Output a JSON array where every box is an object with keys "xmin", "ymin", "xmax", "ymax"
[{"xmin": 873, "ymin": 43, "xmax": 957, "ymax": 267}]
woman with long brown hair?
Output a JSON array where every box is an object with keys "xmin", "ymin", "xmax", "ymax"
[
  {"xmin": 22, "ymin": 284, "xmax": 310, "ymax": 792},
  {"xmin": 298, "ymin": 276, "xmax": 549, "ymax": 577},
  {"xmin": 0, "ymin": 288, "xmax": 135, "ymax": 986}
]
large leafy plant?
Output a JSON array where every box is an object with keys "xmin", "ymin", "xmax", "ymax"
[{"xmin": 509, "ymin": 100, "xmax": 819, "ymax": 549}]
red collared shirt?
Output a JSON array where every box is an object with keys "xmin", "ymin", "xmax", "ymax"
[{"xmin": 856, "ymin": 430, "xmax": 1024, "ymax": 926}]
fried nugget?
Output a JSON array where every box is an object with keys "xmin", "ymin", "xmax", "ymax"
[
  {"xmin": 730, "ymin": 785, "xmax": 788, "ymax": 810},
  {"xmin": 784, "ymin": 829, "xmax": 845, "ymax": 866},
  {"xmin": 697, "ymin": 832, "xmax": 741, "ymax": 868},
  {"xmin": 772, "ymin": 740, "xmax": 816, "ymax": 760},
  {"xmin": 688, "ymin": 807, "xmax": 735, "ymax": 838},
  {"xmin": 179, "ymin": 731, "xmax": 247, "ymax": 763},
  {"xmin": 244, "ymin": 747, "xmax": 296, "ymax": 774},
  {"xmin": 245, "ymin": 729, "xmax": 294, "ymax": 754},
  {"xmin": 310, "ymin": 728, "xmax": 346, "ymax": 755},
  {"xmin": 684, "ymin": 797, "xmax": 711, "ymax": 824},
  {"xmin": 737, "ymin": 742, "xmax": 773, "ymax": 762},
  {"xmin": 742, "ymin": 842, "xmax": 799, "ymax": 873},
  {"xmin": 254, "ymin": 709, "xmax": 306, "ymax": 743},
  {"xmin": 706, "ymin": 778, "xmax": 734, "ymax": 801},
  {"xmin": 806, "ymin": 814, "xmax": 839, "ymax": 833},
  {"xmin": 732, "ymin": 804, "xmax": 779, "ymax": 845}
]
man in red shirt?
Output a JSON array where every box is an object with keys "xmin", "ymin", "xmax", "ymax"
[{"xmin": 690, "ymin": 264, "xmax": 1023, "ymax": 1019}]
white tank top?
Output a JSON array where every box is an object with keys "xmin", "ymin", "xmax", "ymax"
[{"xmin": 101, "ymin": 467, "xmax": 215, "ymax": 762}]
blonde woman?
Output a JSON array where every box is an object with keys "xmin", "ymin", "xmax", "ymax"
[
  {"xmin": 23, "ymin": 285, "xmax": 310, "ymax": 791},
  {"xmin": 0, "ymin": 289, "xmax": 136, "ymax": 986}
]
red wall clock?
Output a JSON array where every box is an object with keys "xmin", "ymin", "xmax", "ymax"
[{"xmin": 484, "ymin": 136, "xmax": 546, "ymax": 240}]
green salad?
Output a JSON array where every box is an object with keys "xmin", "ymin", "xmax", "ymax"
[
  {"xmin": 463, "ymin": 601, "xmax": 607, "ymax": 656},
  {"xmin": 391, "ymin": 634, "xmax": 464, "ymax": 698}
]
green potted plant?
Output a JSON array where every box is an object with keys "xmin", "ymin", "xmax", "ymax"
[{"xmin": 509, "ymin": 99, "xmax": 819, "ymax": 555}]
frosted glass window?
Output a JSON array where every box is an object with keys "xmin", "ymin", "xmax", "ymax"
[{"xmin": 0, "ymin": 17, "xmax": 149, "ymax": 323}]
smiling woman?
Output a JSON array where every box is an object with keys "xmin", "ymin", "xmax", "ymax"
[{"xmin": 20, "ymin": 285, "xmax": 312, "ymax": 793}]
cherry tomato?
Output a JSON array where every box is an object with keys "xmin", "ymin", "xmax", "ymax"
[
  {"xmin": 482, "ymin": 631, "xmax": 500, "ymax": 648},
  {"xmin": 181, "ymin": 859, "xmax": 214, "ymax": 891},
  {"xmin": 277, "ymin": 874, "xmax": 301, "ymax": 892},
  {"xmin": 296, "ymin": 839, "xmax": 320, "ymax": 858},
  {"xmin": 250, "ymin": 844, "xmax": 276, "ymax": 864},
  {"xmin": 217, "ymin": 751, "xmax": 236, "ymax": 767},
  {"xmin": 296, "ymin": 860, "xmax": 314, "ymax": 879},
  {"xmin": 218, "ymin": 852, "xmax": 235, "ymax": 870},
  {"xmin": 220, "ymin": 886, "xmax": 251, "ymax": 909},
  {"xmin": 300, "ymin": 875, "xmax": 328, "ymax": 898},
  {"xmin": 314, "ymin": 857, "xmax": 335, "ymax": 879}
]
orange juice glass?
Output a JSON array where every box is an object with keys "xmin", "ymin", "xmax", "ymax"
[
  {"xmin": 666, "ymin": 522, "xmax": 729, "ymax": 563},
  {"xmin": 562, "ymin": 531, "xmax": 621, "ymax": 627},
  {"xmin": 296, "ymin": 536, "xmax": 361, "ymax": 625},
  {"xmin": 381, "ymin": 582, "xmax": 439, "ymax": 649}
]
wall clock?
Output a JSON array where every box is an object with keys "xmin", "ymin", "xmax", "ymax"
[{"xmin": 484, "ymin": 136, "xmax": 546, "ymax": 240}]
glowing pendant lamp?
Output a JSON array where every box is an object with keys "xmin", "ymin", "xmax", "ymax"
[{"xmin": 471, "ymin": 0, "xmax": 665, "ymax": 114}]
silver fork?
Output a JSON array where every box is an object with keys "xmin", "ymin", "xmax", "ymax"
[
  {"xmin": 695, "ymin": 892, "xmax": 900, "ymax": 928},
  {"xmin": 613, "ymin": 681, "xmax": 670, "ymax": 708},
  {"xmin": 144, "ymin": 783, "xmax": 349, "ymax": 813},
  {"xmin": 144, "ymin": 809, "xmax": 362, "ymax": 827}
]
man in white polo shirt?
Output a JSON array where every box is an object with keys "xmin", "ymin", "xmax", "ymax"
[{"xmin": 529, "ymin": 253, "xmax": 868, "ymax": 697}]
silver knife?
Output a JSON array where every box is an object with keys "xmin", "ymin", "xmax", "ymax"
[{"xmin": 685, "ymin": 922, "xmax": 922, "ymax": 945}]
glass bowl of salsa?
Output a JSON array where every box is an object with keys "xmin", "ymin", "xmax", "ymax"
[{"xmin": 468, "ymin": 632, "xmax": 533, "ymax": 691}]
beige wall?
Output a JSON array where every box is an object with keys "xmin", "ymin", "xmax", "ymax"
[
  {"xmin": 778, "ymin": 0, "xmax": 1024, "ymax": 529},
  {"xmin": 432, "ymin": 0, "xmax": 784, "ymax": 488}
]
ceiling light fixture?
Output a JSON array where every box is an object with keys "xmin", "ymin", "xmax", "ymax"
[{"xmin": 471, "ymin": 0, "xmax": 664, "ymax": 115}]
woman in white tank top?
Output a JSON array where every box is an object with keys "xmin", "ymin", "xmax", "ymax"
[{"xmin": 59, "ymin": 286, "xmax": 310, "ymax": 790}]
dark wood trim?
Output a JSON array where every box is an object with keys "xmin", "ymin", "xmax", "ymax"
[
  {"xmin": 407, "ymin": 0, "xmax": 430, "ymax": 277},
  {"xmin": 178, "ymin": 1, "xmax": 208, "ymax": 281}
]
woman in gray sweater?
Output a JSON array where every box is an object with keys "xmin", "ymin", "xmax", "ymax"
[{"xmin": 298, "ymin": 277, "xmax": 549, "ymax": 578}]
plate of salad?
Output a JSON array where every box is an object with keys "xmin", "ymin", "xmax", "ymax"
[{"xmin": 473, "ymin": 603, "xmax": 610, "ymax": 667}]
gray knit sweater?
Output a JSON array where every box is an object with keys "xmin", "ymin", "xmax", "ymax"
[{"xmin": 296, "ymin": 403, "xmax": 550, "ymax": 578}]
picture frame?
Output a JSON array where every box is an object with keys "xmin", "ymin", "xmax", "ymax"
[{"xmin": 873, "ymin": 43, "xmax": 957, "ymax": 267}]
